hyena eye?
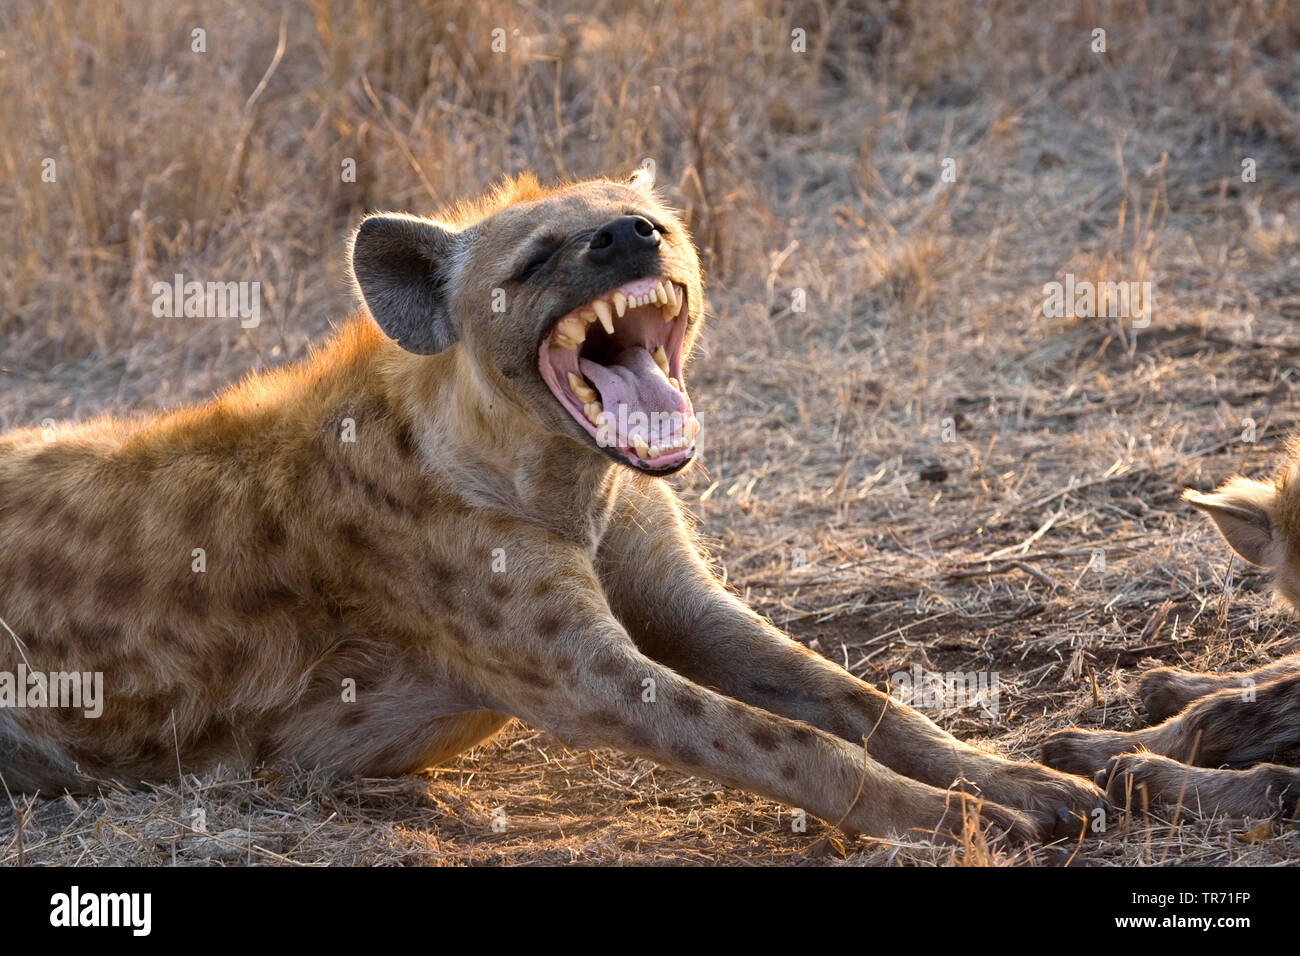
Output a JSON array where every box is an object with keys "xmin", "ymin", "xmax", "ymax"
[{"xmin": 516, "ymin": 250, "xmax": 556, "ymax": 282}]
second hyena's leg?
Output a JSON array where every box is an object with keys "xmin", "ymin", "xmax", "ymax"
[
  {"xmin": 1138, "ymin": 653, "xmax": 1300, "ymax": 723},
  {"xmin": 1098, "ymin": 752, "xmax": 1300, "ymax": 819},
  {"xmin": 1044, "ymin": 673, "xmax": 1300, "ymax": 775},
  {"xmin": 597, "ymin": 483, "xmax": 1105, "ymax": 834}
]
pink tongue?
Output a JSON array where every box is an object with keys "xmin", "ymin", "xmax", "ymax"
[{"xmin": 579, "ymin": 347, "xmax": 687, "ymax": 435}]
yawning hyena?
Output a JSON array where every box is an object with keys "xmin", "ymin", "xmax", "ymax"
[
  {"xmin": 1044, "ymin": 448, "xmax": 1300, "ymax": 819},
  {"xmin": 0, "ymin": 169, "xmax": 1103, "ymax": 843}
]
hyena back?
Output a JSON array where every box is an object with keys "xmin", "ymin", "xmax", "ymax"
[{"xmin": 0, "ymin": 171, "xmax": 1102, "ymax": 842}]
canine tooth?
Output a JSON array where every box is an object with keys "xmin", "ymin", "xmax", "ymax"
[
  {"xmin": 612, "ymin": 292, "xmax": 627, "ymax": 317},
  {"xmin": 662, "ymin": 303, "xmax": 676, "ymax": 322},
  {"xmin": 584, "ymin": 401, "xmax": 604, "ymax": 425},
  {"xmin": 568, "ymin": 372, "xmax": 596, "ymax": 402},
  {"xmin": 633, "ymin": 435, "xmax": 651, "ymax": 458},
  {"xmin": 652, "ymin": 346, "xmax": 670, "ymax": 376},
  {"xmin": 593, "ymin": 299, "xmax": 614, "ymax": 334},
  {"xmin": 687, "ymin": 418, "xmax": 699, "ymax": 440},
  {"xmin": 654, "ymin": 281, "xmax": 667, "ymax": 305},
  {"xmin": 666, "ymin": 283, "xmax": 678, "ymax": 307}
]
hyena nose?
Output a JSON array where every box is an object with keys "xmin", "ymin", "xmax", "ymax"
[{"xmin": 587, "ymin": 216, "xmax": 660, "ymax": 265}]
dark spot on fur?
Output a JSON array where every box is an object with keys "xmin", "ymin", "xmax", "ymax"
[
  {"xmin": 392, "ymin": 418, "xmax": 419, "ymax": 460},
  {"xmin": 234, "ymin": 579, "xmax": 300, "ymax": 617},
  {"xmin": 749, "ymin": 726, "xmax": 780, "ymax": 751},
  {"xmin": 488, "ymin": 578, "xmax": 511, "ymax": 601},
  {"xmin": 672, "ymin": 745, "xmax": 701, "ymax": 766},
  {"xmin": 96, "ymin": 567, "xmax": 142, "ymax": 610},
  {"xmin": 260, "ymin": 510, "xmax": 286, "ymax": 549},
  {"xmin": 678, "ymin": 694, "xmax": 705, "ymax": 718},
  {"xmin": 536, "ymin": 615, "xmax": 565, "ymax": 639},
  {"xmin": 711, "ymin": 738, "xmax": 728, "ymax": 753},
  {"xmin": 788, "ymin": 724, "xmax": 815, "ymax": 744},
  {"xmin": 780, "ymin": 762, "xmax": 798, "ymax": 780},
  {"xmin": 27, "ymin": 547, "xmax": 78, "ymax": 594},
  {"xmin": 178, "ymin": 575, "xmax": 210, "ymax": 616},
  {"xmin": 181, "ymin": 495, "xmax": 209, "ymax": 535},
  {"xmin": 530, "ymin": 578, "xmax": 556, "ymax": 598}
]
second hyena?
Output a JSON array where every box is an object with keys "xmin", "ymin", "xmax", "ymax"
[
  {"xmin": 0, "ymin": 170, "xmax": 1103, "ymax": 843},
  {"xmin": 1044, "ymin": 449, "xmax": 1300, "ymax": 819}
]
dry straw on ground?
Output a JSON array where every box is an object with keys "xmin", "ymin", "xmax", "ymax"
[{"xmin": 2, "ymin": 0, "xmax": 1299, "ymax": 865}]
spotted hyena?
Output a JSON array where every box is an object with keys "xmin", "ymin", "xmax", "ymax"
[
  {"xmin": 0, "ymin": 169, "xmax": 1103, "ymax": 843},
  {"xmin": 1045, "ymin": 451, "xmax": 1300, "ymax": 819}
]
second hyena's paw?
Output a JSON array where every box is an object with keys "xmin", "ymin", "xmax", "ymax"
[
  {"xmin": 1041, "ymin": 728, "xmax": 1140, "ymax": 777},
  {"xmin": 1098, "ymin": 753, "xmax": 1300, "ymax": 819},
  {"xmin": 1137, "ymin": 667, "xmax": 1219, "ymax": 723}
]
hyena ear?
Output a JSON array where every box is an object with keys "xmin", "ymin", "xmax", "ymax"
[
  {"xmin": 626, "ymin": 162, "xmax": 656, "ymax": 194},
  {"xmin": 349, "ymin": 213, "xmax": 464, "ymax": 355},
  {"xmin": 1183, "ymin": 479, "xmax": 1278, "ymax": 566}
]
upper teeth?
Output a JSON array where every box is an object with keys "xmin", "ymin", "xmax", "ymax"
[{"xmin": 549, "ymin": 280, "xmax": 684, "ymax": 352}]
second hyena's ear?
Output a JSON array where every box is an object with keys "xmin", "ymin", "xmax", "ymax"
[
  {"xmin": 349, "ymin": 213, "xmax": 464, "ymax": 355},
  {"xmin": 1183, "ymin": 478, "xmax": 1278, "ymax": 567}
]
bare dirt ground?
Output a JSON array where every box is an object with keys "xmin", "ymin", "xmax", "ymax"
[{"xmin": 2, "ymin": 0, "xmax": 1300, "ymax": 865}]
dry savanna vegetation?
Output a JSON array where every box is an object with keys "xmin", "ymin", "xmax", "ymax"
[{"xmin": 2, "ymin": 0, "xmax": 1299, "ymax": 865}]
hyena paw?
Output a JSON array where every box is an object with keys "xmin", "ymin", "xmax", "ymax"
[
  {"xmin": 990, "ymin": 762, "xmax": 1109, "ymax": 839},
  {"xmin": 1138, "ymin": 667, "xmax": 1213, "ymax": 723},
  {"xmin": 1041, "ymin": 729, "xmax": 1138, "ymax": 777},
  {"xmin": 1098, "ymin": 753, "xmax": 1300, "ymax": 819},
  {"xmin": 1094, "ymin": 753, "xmax": 1171, "ymax": 810},
  {"xmin": 925, "ymin": 796, "xmax": 1047, "ymax": 846}
]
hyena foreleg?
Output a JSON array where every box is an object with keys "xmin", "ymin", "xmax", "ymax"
[
  {"xmin": 1137, "ymin": 653, "xmax": 1300, "ymax": 722},
  {"xmin": 597, "ymin": 482, "xmax": 1105, "ymax": 836}
]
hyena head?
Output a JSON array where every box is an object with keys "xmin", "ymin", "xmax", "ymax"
[
  {"xmin": 1184, "ymin": 443, "xmax": 1300, "ymax": 610},
  {"xmin": 348, "ymin": 168, "xmax": 704, "ymax": 475}
]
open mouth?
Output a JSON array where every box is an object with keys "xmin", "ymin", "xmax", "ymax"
[{"xmin": 538, "ymin": 276, "xmax": 697, "ymax": 472}]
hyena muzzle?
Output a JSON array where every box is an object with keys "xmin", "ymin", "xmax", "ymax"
[{"xmin": 0, "ymin": 169, "xmax": 1104, "ymax": 843}]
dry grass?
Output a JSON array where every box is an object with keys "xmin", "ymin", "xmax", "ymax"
[{"xmin": 2, "ymin": 0, "xmax": 1300, "ymax": 865}]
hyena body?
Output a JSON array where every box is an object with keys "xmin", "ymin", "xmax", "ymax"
[
  {"xmin": 1045, "ymin": 452, "xmax": 1300, "ymax": 818},
  {"xmin": 0, "ymin": 172, "xmax": 1102, "ymax": 841}
]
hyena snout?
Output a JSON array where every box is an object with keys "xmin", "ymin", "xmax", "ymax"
[{"xmin": 586, "ymin": 215, "xmax": 661, "ymax": 265}]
